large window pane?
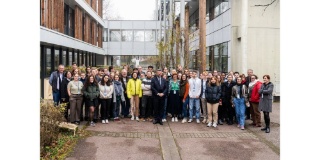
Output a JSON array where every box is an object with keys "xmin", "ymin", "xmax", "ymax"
[
  {"xmin": 62, "ymin": 50, "xmax": 67, "ymax": 66},
  {"xmin": 134, "ymin": 30, "xmax": 144, "ymax": 41},
  {"xmin": 54, "ymin": 49, "xmax": 60, "ymax": 71},
  {"xmin": 69, "ymin": 51, "xmax": 73, "ymax": 66},
  {"xmin": 74, "ymin": 51, "xmax": 78, "ymax": 65},
  {"xmin": 145, "ymin": 30, "xmax": 155, "ymax": 42},
  {"xmin": 221, "ymin": 1, "xmax": 229, "ymax": 13},
  {"xmin": 46, "ymin": 48, "xmax": 51, "ymax": 77},
  {"xmin": 121, "ymin": 30, "xmax": 133, "ymax": 41},
  {"xmin": 110, "ymin": 30, "xmax": 121, "ymax": 42},
  {"xmin": 79, "ymin": 52, "xmax": 82, "ymax": 66}
]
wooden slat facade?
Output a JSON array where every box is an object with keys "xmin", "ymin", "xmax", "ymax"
[
  {"xmin": 41, "ymin": 0, "xmax": 103, "ymax": 48},
  {"xmin": 98, "ymin": 0, "xmax": 102, "ymax": 17},
  {"xmin": 75, "ymin": 5, "xmax": 83, "ymax": 40},
  {"xmin": 91, "ymin": 0, "xmax": 96, "ymax": 13}
]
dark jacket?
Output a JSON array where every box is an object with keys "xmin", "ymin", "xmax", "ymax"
[
  {"xmin": 49, "ymin": 70, "xmax": 64, "ymax": 92},
  {"xmin": 83, "ymin": 83, "xmax": 100, "ymax": 101},
  {"xmin": 80, "ymin": 78, "xmax": 86, "ymax": 84},
  {"xmin": 205, "ymin": 84, "xmax": 221, "ymax": 104},
  {"xmin": 221, "ymin": 81, "xmax": 236, "ymax": 102},
  {"xmin": 60, "ymin": 77, "xmax": 71, "ymax": 100},
  {"xmin": 120, "ymin": 76, "xmax": 131, "ymax": 95},
  {"xmin": 151, "ymin": 76, "xmax": 168, "ymax": 97},
  {"xmin": 199, "ymin": 79, "xmax": 207, "ymax": 97}
]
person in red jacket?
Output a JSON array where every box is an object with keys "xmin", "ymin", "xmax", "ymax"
[{"xmin": 248, "ymin": 74, "xmax": 262, "ymax": 127}]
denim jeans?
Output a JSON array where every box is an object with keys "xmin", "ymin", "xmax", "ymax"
[
  {"xmin": 189, "ymin": 98, "xmax": 200, "ymax": 119},
  {"xmin": 114, "ymin": 96, "xmax": 125, "ymax": 118},
  {"xmin": 121, "ymin": 94, "xmax": 131, "ymax": 116},
  {"xmin": 182, "ymin": 96, "xmax": 189, "ymax": 118},
  {"xmin": 163, "ymin": 96, "xmax": 168, "ymax": 119},
  {"xmin": 52, "ymin": 91, "xmax": 61, "ymax": 106},
  {"xmin": 233, "ymin": 98, "xmax": 246, "ymax": 126}
]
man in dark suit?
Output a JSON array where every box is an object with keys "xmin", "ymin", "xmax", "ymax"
[
  {"xmin": 151, "ymin": 69, "xmax": 168, "ymax": 125},
  {"xmin": 245, "ymin": 69, "xmax": 253, "ymax": 120}
]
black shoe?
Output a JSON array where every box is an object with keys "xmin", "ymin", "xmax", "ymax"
[
  {"xmin": 84, "ymin": 117, "xmax": 89, "ymax": 121},
  {"xmin": 261, "ymin": 127, "xmax": 267, "ymax": 131},
  {"xmin": 265, "ymin": 127, "xmax": 270, "ymax": 133},
  {"xmin": 80, "ymin": 117, "xmax": 84, "ymax": 122},
  {"xmin": 159, "ymin": 121, "xmax": 163, "ymax": 125},
  {"xmin": 228, "ymin": 122, "xmax": 233, "ymax": 125}
]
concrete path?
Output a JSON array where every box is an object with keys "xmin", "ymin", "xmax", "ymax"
[{"xmin": 66, "ymin": 102, "xmax": 280, "ymax": 160}]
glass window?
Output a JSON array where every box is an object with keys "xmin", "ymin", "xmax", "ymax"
[
  {"xmin": 221, "ymin": 1, "xmax": 229, "ymax": 13},
  {"xmin": 213, "ymin": 42, "xmax": 228, "ymax": 72},
  {"xmin": 134, "ymin": 30, "xmax": 144, "ymax": 42},
  {"xmin": 145, "ymin": 30, "xmax": 155, "ymax": 42},
  {"xmin": 79, "ymin": 52, "xmax": 82, "ymax": 66},
  {"xmin": 46, "ymin": 48, "xmax": 51, "ymax": 77},
  {"xmin": 103, "ymin": 28, "xmax": 108, "ymax": 42},
  {"xmin": 62, "ymin": 50, "xmax": 67, "ymax": 66},
  {"xmin": 74, "ymin": 51, "xmax": 78, "ymax": 65},
  {"xmin": 69, "ymin": 51, "xmax": 73, "ymax": 66},
  {"xmin": 121, "ymin": 30, "xmax": 133, "ymax": 41},
  {"xmin": 110, "ymin": 30, "xmax": 121, "ymax": 42},
  {"xmin": 54, "ymin": 49, "xmax": 60, "ymax": 71}
]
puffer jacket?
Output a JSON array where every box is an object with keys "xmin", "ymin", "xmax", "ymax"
[
  {"xmin": 205, "ymin": 83, "xmax": 221, "ymax": 104},
  {"xmin": 83, "ymin": 83, "xmax": 100, "ymax": 101},
  {"xmin": 127, "ymin": 78, "xmax": 142, "ymax": 98}
]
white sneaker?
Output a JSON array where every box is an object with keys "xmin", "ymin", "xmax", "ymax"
[
  {"xmin": 90, "ymin": 121, "xmax": 95, "ymax": 127},
  {"xmin": 196, "ymin": 119, "xmax": 200, "ymax": 124},
  {"xmin": 102, "ymin": 120, "xmax": 106, "ymax": 124},
  {"xmin": 207, "ymin": 122, "xmax": 212, "ymax": 127},
  {"xmin": 188, "ymin": 119, "xmax": 193, "ymax": 123},
  {"xmin": 106, "ymin": 119, "xmax": 109, "ymax": 124},
  {"xmin": 182, "ymin": 118, "xmax": 187, "ymax": 123},
  {"xmin": 172, "ymin": 117, "xmax": 175, "ymax": 122},
  {"xmin": 136, "ymin": 117, "xmax": 139, "ymax": 122},
  {"xmin": 162, "ymin": 119, "xmax": 167, "ymax": 122},
  {"xmin": 131, "ymin": 116, "xmax": 135, "ymax": 120},
  {"xmin": 212, "ymin": 122, "xmax": 217, "ymax": 128},
  {"xmin": 175, "ymin": 117, "xmax": 178, "ymax": 122}
]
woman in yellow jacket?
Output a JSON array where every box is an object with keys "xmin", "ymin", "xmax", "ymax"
[{"xmin": 127, "ymin": 72, "xmax": 143, "ymax": 121}]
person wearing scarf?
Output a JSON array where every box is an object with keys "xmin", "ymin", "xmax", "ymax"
[
  {"xmin": 113, "ymin": 75, "xmax": 125, "ymax": 121},
  {"xmin": 248, "ymin": 74, "xmax": 262, "ymax": 127},
  {"xmin": 231, "ymin": 77, "xmax": 248, "ymax": 130}
]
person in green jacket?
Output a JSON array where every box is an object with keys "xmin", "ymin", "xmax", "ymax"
[
  {"xmin": 82, "ymin": 75, "xmax": 100, "ymax": 127},
  {"xmin": 127, "ymin": 72, "xmax": 142, "ymax": 121}
]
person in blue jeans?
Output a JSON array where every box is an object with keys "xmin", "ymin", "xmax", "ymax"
[
  {"xmin": 231, "ymin": 77, "xmax": 248, "ymax": 130},
  {"xmin": 49, "ymin": 64, "xmax": 65, "ymax": 106},
  {"xmin": 187, "ymin": 71, "xmax": 202, "ymax": 123},
  {"xmin": 180, "ymin": 74, "xmax": 190, "ymax": 123}
]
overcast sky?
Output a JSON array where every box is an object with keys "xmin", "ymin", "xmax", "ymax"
[{"xmin": 108, "ymin": 0, "xmax": 157, "ymax": 20}]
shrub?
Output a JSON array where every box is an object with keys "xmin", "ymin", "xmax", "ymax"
[{"xmin": 40, "ymin": 99, "xmax": 66, "ymax": 156}]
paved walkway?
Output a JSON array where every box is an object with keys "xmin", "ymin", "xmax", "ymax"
[{"xmin": 66, "ymin": 102, "xmax": 280, "ymax": 160}]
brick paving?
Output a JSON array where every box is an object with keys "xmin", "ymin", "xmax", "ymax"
[{"xmin": 67, "ymin": 102, "xmax": 280, "ymax": 160}]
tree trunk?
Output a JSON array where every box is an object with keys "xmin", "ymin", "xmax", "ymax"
[
  {"xmin": 184, "ymin": 5, "xmax": 189, "ymax": 69},
  {"xmin": 199, "ymin": 0, "xmax": 206, "ymax": 73}
]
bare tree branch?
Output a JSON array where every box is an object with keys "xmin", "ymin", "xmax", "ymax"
[{"xmin": 254, "ymin": 0, "xmax": 277, "ymax": 12}]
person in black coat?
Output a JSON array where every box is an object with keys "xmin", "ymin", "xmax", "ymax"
[
  {"xmin": 120, "ymin": 69, "xmax": 132, "ymax": 118},
  {"xmin": 221, "ymin": 74, "xmax": 236, "ymax": 125},
  {"xmin": 60, "ymin": 71, "xmax": 72, "ymax": 121},
  {"xmin": 151, "ymin": 69, "xmax": 168, "ymax": 125}
]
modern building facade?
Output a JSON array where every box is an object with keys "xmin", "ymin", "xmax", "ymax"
[
  {"xmin": 40, "ymin": 0, "xmax": 280, "ymax": 99},
  {"xmin": 40, "ymin": 0, "xmax": 104, "ymax": 99},
  {"xmin": 184, "ymin": 0, "xmax": 280, "ymax": 96}
]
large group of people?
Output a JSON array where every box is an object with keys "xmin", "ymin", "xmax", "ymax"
[{"xmin": 49, "ymin": 63, "xmax": 274, "ymax": 133}]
